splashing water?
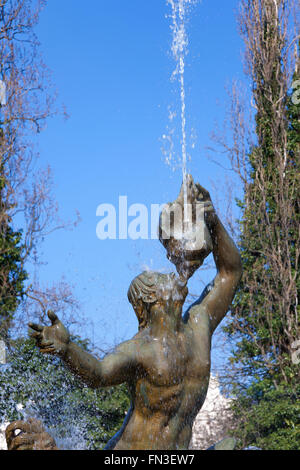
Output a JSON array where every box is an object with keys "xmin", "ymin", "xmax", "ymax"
[
  {"xmin": 0, "ymin": 377, "xmax": 88, "ymax": 450},
  {"xmin": 0, "ymin": 346, "xmax": 92, "ymax": 450},
  {"xmin": 167, "ymin": 0, "xmax": 198, "ymax": 228}
]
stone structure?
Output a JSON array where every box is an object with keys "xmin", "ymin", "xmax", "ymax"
[{"xmin": 190, "ymin": 375, "xmax": 233, "ymax": 450}]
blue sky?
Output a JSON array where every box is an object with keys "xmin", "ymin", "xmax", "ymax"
[{"xmin": 32, "ymin": 0, "xmax": 245, "ymax": 357}]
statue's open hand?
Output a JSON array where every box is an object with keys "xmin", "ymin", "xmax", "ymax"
[
  {"xmin": 6, "ymin": 418, "xmax": 58, "ymax": 450},
  {"xmin": 176, "ymin": 177, "xmax": 218, "ymax": 228},
  {"xmin": 194, "ymin": 183, "xmax": 218, "ymax": 229},
  {"xmin": 28, "ymin": 311, "xmax": 70, "ymax": 357}
]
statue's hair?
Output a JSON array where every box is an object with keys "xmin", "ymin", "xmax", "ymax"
[
  {"xmin": 128, "ymin": 271, "xmax": 188, "ymax": 330},
  {"xmin": 128, "ymin": 271, "xmax": 188, "ymax": 310},
  {"xmin": 127, "ymin": 271, "xmax": 160, "ymax": 308}
]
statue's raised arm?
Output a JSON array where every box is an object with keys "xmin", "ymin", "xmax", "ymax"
[
  {"xmin": 183, "ymin": 183, "xmax": 242, "ymax": 334},
  {"xmin": 159, "ymin": 176, "xmax": 242, "ymax": 335}
]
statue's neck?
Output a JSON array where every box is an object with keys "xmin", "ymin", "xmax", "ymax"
[{"xmin": 147, "ymin": 305, "xmax": 182, "ymax": 338}]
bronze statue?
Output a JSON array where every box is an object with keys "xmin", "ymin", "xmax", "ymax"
[
  {"xmin": 5, "ymin": 418, "xmax": 58, "ymax": 450},
  {"xmin": 6, "ymin": 179, "xmax": 242, "ymax": 450}
]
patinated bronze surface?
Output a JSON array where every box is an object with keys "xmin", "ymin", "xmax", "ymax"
[
  {"xmin": 6, "ymin": 180, "xmax": 242, "ymax": 450},
  {"xmin": 5, "ymin": 418, "xmax": 58, "ymax": 450},
  {"xmin": 159, "ymin": 174, "xmax": 213, "ymax": 280}
]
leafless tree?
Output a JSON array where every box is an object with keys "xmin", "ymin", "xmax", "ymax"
[
  {"xmin": 0, "ymin": 0, "xmax": 81, "ymax": 340},
  {"xmin": 205, "ymin": 0, "xmax": 299, "ymax": 443}
]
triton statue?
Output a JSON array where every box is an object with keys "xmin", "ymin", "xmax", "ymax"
[{"xmin": 6, "ymin": 177, "xmax": 242, "ymax": 450}]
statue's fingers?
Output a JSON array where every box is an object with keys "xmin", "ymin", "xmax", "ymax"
[
  {"xmin": 48, "ymin": 310, "xmax": 59, "ymax": 326},
  {"xmin": 8, "ymin": 433, "xmax": 35, "ymax": 450},
  {"xmin": 194, "ymin": 202, "xmax": 213, "ymax": 219},
  {"xmin": 177, "ymin": 181, "xmax": 185, "ymax": 205},
  {"xmin": 195, "ymin": 183, "xmax": 211, "ymax": 200},
  {"xmin": 14, "ymin": 444, "xmax": 35, "ymax": 450},
  {"xmin": 28, "ymin": 322, "xmax": 43, "ymax": 332},
  {"xmin": 39, "ymin": 339, "xmax": 53, "ymax": 348},
  {"xmin": 5, "ymin": 421, "xmax": 31, "ymax": 447},
  {"xmin": 203, "ymin": 203, "xmax": 214, "ymax": 211},
  {"xmin": 40, "ymin": 347, "xmax": 56, "ymax": 355},
  {"xmin": 38, "ymin": 432, "xmax": 57, "ymax": 449},
  {"xmin": 6, "ymin": 421, "xmax": 32, "ymax": 435},
  {"xmin": 5, "ymin": 427, "xmax": 15, "ymax": 448},
  {"xmin": 39, "ymin": 339, "xmax": 55, "ymax": 354},
  {"xmin": 186, "ymin": 174, "xmax": 196, "ymax": 204},
  {"xmin": 195, "ymin": 201, "xmax": 212, "ymax": 209},
  {"xmin": 12, "ymin": 444, "xmax": 33, "ymax": 450},
  {"xmin": 29, "ymin": 331, "xmax": 42, "ymax": 340},
  {"xmin": 28, "ymin": 420, "xmax": 44, "ymax": 434},
  {"xmin": 28, "ymin": 417, "xmax": 43, "ymax": 429},
  {"xmin": 195, "ymin": 182, "xmax": 209, "ymax": 193}
]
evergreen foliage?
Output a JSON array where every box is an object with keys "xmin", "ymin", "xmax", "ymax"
[
  {"xmin": 224, "ymin": 2, "xmax": 300, "ymax": 450},
  {"xmin": 0, "ymin": 338, "xmax": 130, "ymax": 449}
]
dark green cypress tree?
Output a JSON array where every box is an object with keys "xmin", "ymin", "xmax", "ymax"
[
  {"xmin": 223, "ymin": 1, "xmax": 300, "ymax": 450},
  {"xmin": 0, "ymin": 116, "xmax": 27, "ymax": 341}
]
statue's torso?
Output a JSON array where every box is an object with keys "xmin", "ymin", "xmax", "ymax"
[{"xmin": 113, "ymin": 314, "xmax": 211, "ymax": 450}]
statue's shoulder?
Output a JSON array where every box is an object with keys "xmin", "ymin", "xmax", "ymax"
[
  {"xmin": 116, "ymin": 331, "xmax": 152, "ymax": 357},
  {"xmin": 113, "ymin": 336, "xmax": 143, "ymax": 356},
  {"xmin": 183, "ymin": 303, "xmax": 211, "ymax": 347},
  {"xmin": 183, "ymin": 301, "xmax": 207, "ymax": 325},
  {"xmin": 183, "ymin": 281, "xmax": 215, "ymax": 327}
]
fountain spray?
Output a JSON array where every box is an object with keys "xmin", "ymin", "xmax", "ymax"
[{"xmin": 168, "ymin": 0, "xmax": 197, "ymax": 230}]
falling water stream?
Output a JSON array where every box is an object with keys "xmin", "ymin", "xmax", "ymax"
[{"xmin": 168, "ymin": 0, "xmax": 197, "ymax": 229}]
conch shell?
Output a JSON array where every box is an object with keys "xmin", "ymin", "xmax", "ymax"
[{"xmin": 159, "ymin": 174, "xmax": 213, "ymax": 280}]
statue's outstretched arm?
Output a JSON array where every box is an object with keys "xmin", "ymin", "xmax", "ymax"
[
  {"xmin": 29, "ymin": 312, "xmax": 138, "ymax": 388},
  {"xmin": 63, "ymin": 340, "xmax": 138, "ymax": 388},
  {"xmin": 184, "ymin": 186, "xmax": 242, "ymax": 334}
]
